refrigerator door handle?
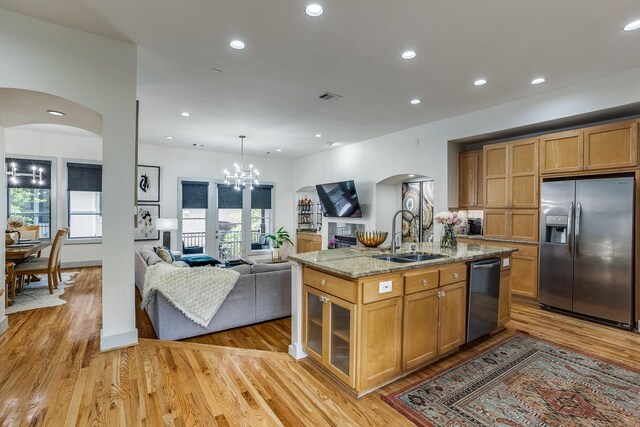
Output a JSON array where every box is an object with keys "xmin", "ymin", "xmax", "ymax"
[
  {"xmin": 575, "ymin": 202, "xmax": 582, "ymax": 258},
  {"xmin": 567, "ymin": 202, "xmax": 573, "ymax": 257}
]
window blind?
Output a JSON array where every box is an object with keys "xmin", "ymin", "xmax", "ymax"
[
  {"xmin": 182, "ymin": 181, "xmax": 209, "ymax": 209},
  {"xmin": 251, "ymin": 185, "xmax": 273, "ymax": 209},
  {"xmin": 217, "ymin": 184, "xmax": 243, "ymax": 209},
  {"xmin": 67, "ymin": 162, "xmax": 102, "ymax": 192}
]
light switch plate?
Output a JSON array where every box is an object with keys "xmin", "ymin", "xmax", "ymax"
[
  {"xmin": 502, "ymin": 258, "xmax": 510, "ymax": 268},
  {"xmin": 379, "ymin": 280, "xmax": 393, "ymax": 294}
]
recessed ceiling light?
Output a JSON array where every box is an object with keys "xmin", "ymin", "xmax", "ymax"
[
  {"xmin": 229, "ymin": 40, "xmax": 245, "ymax": 50},
  {"xmin": 410, "ymin": 99, "xmax": 422, "ymax": 105},
  {"xmin": 276, "ymin": 149, "xmax": 283, "ymax": 152},
  {"xmin": 315, "ymin": 133, "xmax": 322, "ymax": 138},
  {"xmin": 531, "ymin": 77, "xmax": 547, "ymax": 85},
  {"xmin": 305, "ymin": 4, "xmax": 324, "ymax": 17},
  {"xmin": 408, "ymin": 174, "xmax": 416, "ymax": 178},
  {"xmin": 623, "ymin": 19, "xmax": 640, "ymax": 31},
  {"xmin": 47, "ymin": 110, "xmax": 65, "ymax": 116},
  {"xmin": 180, "ymin": 112, "xmax": 191, "ymax": 117},
  {"xmin": 401, "ymin": 50, "xmax": 417, "ymax": 60},
  {"xmin": 474, "ymin": 79, "xmax": 487, "ymax": 86},
  {"xmin": 165, "ymin": 136, "xmax": 174, "ymax": 140}
]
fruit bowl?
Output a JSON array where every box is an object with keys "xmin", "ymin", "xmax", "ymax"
[{"xmin": 356, "ymin": 230, "xmax": 388, "ymax": 248}]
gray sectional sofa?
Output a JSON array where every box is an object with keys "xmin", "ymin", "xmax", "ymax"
[{"xmin": 135, "ymin": 247, "xmax": 291, "ymax": 340}]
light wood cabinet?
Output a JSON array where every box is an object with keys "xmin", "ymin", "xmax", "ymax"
[
  {"xmin": 437, "ymin": 281, "xmax": 467, "ymax": 355},
  {"xmin": 402, "ymin": 289, "xmax": 439, "ymax": 370},
  {"xmin": 483, "ymin": 209, "xmax": 538, "ymax": 242},
  {"xmin": 303, "ymin": 285, "xmax": 357, "ymax": 387},
  {"xmin": 359, "ymin": 297, "xmax": 402, "ymax": 390},
  {"xmin": 458, "ymin": 150, "xmax": 483, "ymax": 208},
  {"xmin": 484, "ymin": 144, "xmax": 509, "ymax": 208},
  {"xmin": 484, "ymin": 138, "xmax": 538, "ymax": 209},
  {"xmin": 297, "ymin": 233, "xmax": 322, "ymax": 254},
  {"xmin": 498, "ymin": 269, "xmax": 512, "ymax": 328},
  {"xmin": 540, "ymin": 120, "xmax": 638, "ymax": 175},
  {"xmin": 584, "ymin": 121, "xmax": 638, "ymax": 171},
  {"xmin": 510, "ymin": 244, "xmax": 539, "ymax": 299}
]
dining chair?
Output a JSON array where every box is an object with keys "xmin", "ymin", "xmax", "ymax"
[
  {"xmin": 4, "ymin": 262, "xmax": 14, "ymax": 308},
  {"xmin": 15, "ymin": 228, "xmax": 69, "ymax": 294},
  {"xmin": 18, "ymin": 225, "xmax": 42, "ymax": 259}
]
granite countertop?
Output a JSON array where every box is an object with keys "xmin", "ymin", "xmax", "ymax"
[
  {"xmin": 459, "ymin": 235, "xmax": 540, "ymax": 245},
  {"xmin": 288, "ymin": 242, "xmax": 517, "ymax": 279}
]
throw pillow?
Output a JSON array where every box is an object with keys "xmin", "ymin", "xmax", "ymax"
[{"xmin": 154, "ymin": 246, "xmax": 175, "ymax": 263}]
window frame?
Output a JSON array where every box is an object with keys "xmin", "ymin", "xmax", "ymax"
[
  {"xmin": 62, "ymin": 158, "xmax": 103, "ymax": 244},
  {"xmin": 6, "ymin": 154, "xmax": 56, "ymax": 241}
]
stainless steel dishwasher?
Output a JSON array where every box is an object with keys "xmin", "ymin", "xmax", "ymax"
[{"xmin": 466, "ymin": 258, "xmax": 501, "ymax": 343}]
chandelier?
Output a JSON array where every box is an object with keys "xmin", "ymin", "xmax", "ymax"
[
  {"xmin": 223, "ymin": 135, "xmax": 260, "ymax": 190},
  {"xmin": 6, "ymin": 162, "xmax": 45, "ymax": 186}
]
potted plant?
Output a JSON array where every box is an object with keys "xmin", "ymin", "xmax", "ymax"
[{"xmin": 266, "ymin": 227, "xmax": 294, "ymax": 261}]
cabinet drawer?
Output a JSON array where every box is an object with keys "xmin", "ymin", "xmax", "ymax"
[
  {"xmin": 304, "ymin": 267, "xmax": 357, "ymax": 303},
  {"xmin": 362, "ymin": 274, "xmax": 403, "ymax": 304},
  {"xmin": 439, "ymin": 264, "xmax": 467, "ymax": 286},
  {"xmin": 404, "ymin": 270, "xmax": 439, "ymax": 294},
  {"xmin": 511, "ymin": 243, "xmax": 538, "ymax": 257}
]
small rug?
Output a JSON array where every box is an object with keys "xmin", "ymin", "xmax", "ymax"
[
  {"xmin": 382, "ymin": 333, "xmax": 640, "ymax": 426},
  {"xmin": 6, "ymin": 272, "xmax": 78, "ymax": 314}
]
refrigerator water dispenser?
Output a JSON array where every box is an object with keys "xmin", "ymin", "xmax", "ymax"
[{"xmin": 544, "ymin": 215, "xmax": 568, "ymax": 243}]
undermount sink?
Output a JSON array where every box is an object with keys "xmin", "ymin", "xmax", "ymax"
[
  {"xmin": 371, "ymin": 255, "xmax": 417, "ymax": 263},
  {"xmin": 371, "ymin": 253, "xmax": 447, "ymax": 263}
]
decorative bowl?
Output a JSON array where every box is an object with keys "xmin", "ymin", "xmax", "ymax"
[{"xmin": 356, "ymin": 230, "xmax": 388, "ymax": 248}]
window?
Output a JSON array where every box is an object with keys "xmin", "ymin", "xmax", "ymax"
[
  {"xmin": 6, "ymin": 157, "xmax": 52, "ymax": 239},
  {"xmin": 250, "ymin": 185, "xmax": 273, "ymax": 251},
  {"xmin": 67, "ymin": 162, "xmax": 102, "ymax": 239},
  {"xmin": 181, "ymin": 181, "xmax": 209, "ymax": 254}
]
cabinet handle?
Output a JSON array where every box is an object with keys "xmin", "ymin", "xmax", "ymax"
[
  {"xmin": 320, "ymin": 279, "xmax": 326, "ymax": 286},
  {"xmin": 318, "ymin": 295, "xmax": 325, "ymax": 303},
  {"xmin": 453, "ymin": 273, "xmax": 459, "ymax": 279},
  {"xmin": 422, "ymin": 279, "xmax": 429, "ymax": 286}
]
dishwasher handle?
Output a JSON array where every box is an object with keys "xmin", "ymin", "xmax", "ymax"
[{"xmin": 470, "ymin": 259, "xmax": 501, "ymax": 270}]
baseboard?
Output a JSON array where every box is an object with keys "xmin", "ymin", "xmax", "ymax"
[
  {"xmin": 100, "ymin": 328, "xmax": 138, "ymax": 352},
  {"xmin": 0, "ymin": 316, "xmax": 8, "ymax": 335},
  {"xmin": 62, "ymin": 260, "xmax": 102, "ymax": 269}
]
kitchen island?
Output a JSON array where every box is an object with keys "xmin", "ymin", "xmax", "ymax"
[{"xmin": 288, "ymin": 242, "xmax": 517, "ymax": 397}]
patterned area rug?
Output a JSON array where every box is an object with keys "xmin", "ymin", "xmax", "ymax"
[
  {"xmin": 6, "ymin": 272, "xmax": 78, "ymax": 314},
  {"xmin": 382, "ymin": 333, "xmax": 640, "ymax": 426}
]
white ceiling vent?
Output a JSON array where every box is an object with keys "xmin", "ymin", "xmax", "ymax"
[{"xmin": 318, "ymin": 92, "xmax": 343, "ymax": 101}]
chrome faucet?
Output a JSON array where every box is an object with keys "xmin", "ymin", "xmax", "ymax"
[{"xmin": 391, "ymin": 209, "xmax": 419, "ymax": 254}]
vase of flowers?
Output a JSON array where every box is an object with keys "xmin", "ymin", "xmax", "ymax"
[
  {"xmin": 327, "ymin": 238, "xmax": 338, "ymax": 249},
  {"xmin": 6, "ymin": 216, "xmax": 24, "ymax": 245},
  {"xmin": 434, "ymin": 211, "xmax": 462, "ymax": 250}
]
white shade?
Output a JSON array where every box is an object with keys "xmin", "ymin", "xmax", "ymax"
[{"xmin": 156, "ymin": 218, "xmax": 178, "ymax": 231}]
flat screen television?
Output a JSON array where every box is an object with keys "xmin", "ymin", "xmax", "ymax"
[{"xmin": 316, "ymin": 180, "xmax": 363, "ymax": 218}]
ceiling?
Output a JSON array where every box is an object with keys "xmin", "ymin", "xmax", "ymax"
[{"xmin": 1, "ymin": 1, "xmax": 639, "ymax": 158}]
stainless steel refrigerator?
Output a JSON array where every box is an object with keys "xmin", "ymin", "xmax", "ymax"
[{"xmin": 539, "ymin": 176, "xmax": 635, "ymax": 329}]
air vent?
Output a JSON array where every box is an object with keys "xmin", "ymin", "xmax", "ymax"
[{"xmin": 318, "ymin": 92, "xmax": 343, "ymax": 101}]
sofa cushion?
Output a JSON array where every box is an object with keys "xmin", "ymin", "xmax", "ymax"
[
  {"xmin": 155, "ymin": 246, "xmax": 175, "ymax": 263},
  {"xmin": 250, "ymin": 262, "xmax": 292, "ymax": 274},
  {"xmin": 183, "ymin": 255, "xmax": 221, "ymax": 267},
  {"xmin": 230, "ymin": 264, "xmax": 252, "ymax": 275},
  {"xmin": 140, "ymin": 248, "xmax": 164, "ymax": 266}
]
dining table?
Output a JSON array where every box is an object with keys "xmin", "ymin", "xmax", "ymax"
[{"xmin": 5, "ymin": 240, "xmax": 52, "ymax": 307}]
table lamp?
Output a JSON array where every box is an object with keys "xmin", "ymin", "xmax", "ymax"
[{"xmin": 156, "ymin": 218, "xmax": 178, "ymax": 249}]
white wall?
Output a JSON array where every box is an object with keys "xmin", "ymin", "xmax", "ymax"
[
  {"xmin": 0, "ymin": 8, "xmax": 138, "ymax": 350},
  {"xmin": 0, "ymin": 126, "xmax": 6, "ymax": 334},
  {"xmin": 137, "ymin": 143, "xmax": 295, "ymax": 256},
  {"xmin": 295, "ymin": 66, "xmax": 640, "ymax": 237},
  {"xmin": 5, "ymin": 126, "xmax": 102, "ymax": 266}
]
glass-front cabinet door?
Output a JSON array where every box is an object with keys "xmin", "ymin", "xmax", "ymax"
[
  {"xmin": 327, "ymin": 295, "xmax": 356, "ymax": 387},
  {"xmin": 303, "ymin": 286, "xmax": 324, "ymax": 362}
]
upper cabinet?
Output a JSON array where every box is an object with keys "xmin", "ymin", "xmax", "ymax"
[
  {"xmin": 458, "ymin": 150, "xmax": 483, "ymax": 208},
  {"xmin": 484, "ymin": 139, "xmax": 538, "ymax": 209},
  {"xmin": 584, "ymin": 121, "xmax": 638, "ymax": 171},
  {"xmin": 540, "ymin": 120, "xmax": 638, "ymax": 175}
]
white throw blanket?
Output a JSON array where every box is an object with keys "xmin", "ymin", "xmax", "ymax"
[{"xmin": 142, "ymin": 263, "xmax": 241, "ymax": 328}]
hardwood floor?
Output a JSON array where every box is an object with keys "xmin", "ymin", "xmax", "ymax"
[{"xmin": 1, "ymin": 267, "xmax": 639, "ymax": 426}]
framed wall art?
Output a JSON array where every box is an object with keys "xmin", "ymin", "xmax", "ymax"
[
  {"xmin": 137, "ymin": 165, "xmax": 160, "ymax": 202},
  {"xmin": 135, "ymin": 204, "xmax": 160, "ymax": 241}
]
